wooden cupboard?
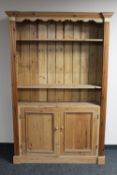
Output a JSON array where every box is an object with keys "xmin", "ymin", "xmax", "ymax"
[
  {"xmin": 18, "ymin": 103, "xmax": 99, "ymax": 156},
  {"xmin": 6, "ymin": 11, "xmax": 113, "ymax": 164}
]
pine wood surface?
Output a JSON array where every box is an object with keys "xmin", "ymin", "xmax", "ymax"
[{"xmin": 7, "ymin": 11, "xmax": 113, "ymax": 164}]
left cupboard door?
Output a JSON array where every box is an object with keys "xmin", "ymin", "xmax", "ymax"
[{"xmin": 18, "ymin": 106, "xmax": 59, "ymax": 156}]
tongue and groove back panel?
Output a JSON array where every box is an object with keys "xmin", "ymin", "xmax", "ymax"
[{"xmin": 16, "ymin": 21, "xmax": 103, "ymax": 103}]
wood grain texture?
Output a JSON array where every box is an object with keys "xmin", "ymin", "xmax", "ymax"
[
  {"xmin": 7, "ymin": 12, "xmax": 112, "ymax": 164},
  {"xmin": 56, "ymin": 22, "xmax": 64, "ymax": 102},
  {"xmin": 16, "ymin": 39, "xmax": 103, "ymax": 42},
  {"xmin": 6, "ymin": 11, "xmax": 113, "ymax": 20},
  {"xmin": 60, "ymin": 107, "xmax": 99, "ymax": 156},
  {"xmin": 13, "ymin": 155, "xmax": 98, "ymax": 164},
  {"xmin": 38, "ymin": 22, "xmax": 47, "ymax": 101},
  {"xmin": 10, "ymin": 21, "xmax": 19, "ymax": 155},
  {"xmin": 97, "ymin": 156, "xmax": 105, "ymax": 164},
  {"xmin": 26, "ymin": 113, "xmax": 53, "ymax": 153},
  {"xmin": 47, "ymin": 22, "xmax": 56, "ymax": 102},
  {"xmin": 17, "ymin": 84, "xmax": 101, "ymax": 89},
  {"xmin": 18, "ymin": 103, "xmax": 100, "ymax": 157},
  {"xmin": 80, "ymin": 23, "xmax": 89, "ymax": 102},
  {"xmin": 99, "ymin": 22, "xmax": 109, "ymax": 156}
]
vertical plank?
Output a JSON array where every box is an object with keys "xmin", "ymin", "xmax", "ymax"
[
  {"xmin": 72, "ymin": 22, "xmax": 81, "ymax": 102},
  {"xmin": 89, "ymin": 23, "xmax": 98, "ymax": 86},
  {"xmin": 64, "ymin": 22, "xmax": 73, "ymax": 39},
  {"xmin": 29, "ymin": 44, "xmax": 39, "ymax": 101},
  {"xmin": 18, "ymin": 90, "xmax": 31, "ymax": 102},
  {"xmin": 16, "ymin": 22, "xmax": 30, "ymax": 101},
  {"xmin": 64, "ymin": 22, "xmax": 73, "ymax": 101},
  {"xmin": 64, "ymin": 43, "xmax": 73, "ymax": 101},
  {"xmin": 20, "ymin": 21, "xmax": 30, "ymax": 101},
  {"xmin": 81, "ymin": 22, "xmax": 90, "ymax": 39},
  {"xmin": 16, "ymin": 22, "xmax": 21, "ymax": 40},
  {"xmin": 88, "ymin": 23, "xmax": 99, "ymax": 102},
  {"xmin": 18, "ymin": 22, "xmax": 30, "ymax": 86},
  {"xmin": 20, "ymin": 43, "xmax": 30, "ymax": 86},
  {"xmin": 16, "ymin": 22, "xmax": 21, "ymax": 85},
  {"xmin": 88, "ymin": 45, "xmax": 98, "ymax": 83},
  {"xmin": 38, "ymin": 43, "xmax": 47, "ymax": 101},
  {"xmin": 38, "ymin": 21, "xmax": 47, "ymax": 39},
  {"xmin": 72, "ymin": 23, "xmax": 81, "ymax": 101},
  {"xmin": 47, "ymin": 22, "xmax": 56, "ymax": 102},
  {"xmin": 16, "ymin": 44, "xmax": 21, "ymax": 85},
  {"xmin": 98, "ymin": 23, "xmax": 103, "ymax": 39},
  {"xmin": 56, "ymin": 42, "xmax": 64, "ymax": 101},
  {"xmin": 96, "ymin": 44, "xmax": 103, "ymax": 104},
  {"xmin": 80, "ymin": 44, "xmax": 89, "ymax": 101},
  {"xmin": 90, "ymin": 22, "xmax": 98, "ymax": 39},
  {"xmin": 80, "ymin": 22, "xmax": 89, "ymax": 102},
  {"xmin": 20, "ymin": 22, "xmax": 30, "ymax": 101},
  {"xmin": 30, "ymin": 22, "xmax": 38, "ymax": 40},
  {"xmin": 10, "ymin": 19, "xmax": 19, "ymax": 155},
  {"xmin": 99, "ymin": 22, "xmax": 109, "ymax": 156},
  {"xmin": 88, "ymin": 44, "xmax": 97, "ymax": 102},
  {"xmin": 96, "ymin": 44, "xmax": 103, "ymax": 86},
  {"xmin": 56, "ymin": 23, "xmax": 64, "ymax": 101},
  {"xmin": 30, "ymin": 23, "xmax": 39, "ymax": 101},
  {"xmin": 38, "ymin": 22, "xmax": 47, "ymax": 101},
  {"xmin": 20, "ymin": 21, "xmax": 30, "ymax": 40},
  {"xmin": 73, "ymin": 22, "xmax": 81, "ymax": 39}
]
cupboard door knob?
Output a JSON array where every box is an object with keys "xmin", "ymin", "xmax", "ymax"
[
  {"xmin": 54, "ymin": 127, "xmax": 59, "ymax": 131},
  {"xmin": 60, "ymin": 127, "xmax": 64, "ymax": 131}
]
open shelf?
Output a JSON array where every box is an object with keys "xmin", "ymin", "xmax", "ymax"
[
  {"xmin": 17, "ymin": 84, "xmax": 101, "ymax": 89},
  {"xmin": 16, "ymin": 38, "xmax": 103, "ymax": 43}
]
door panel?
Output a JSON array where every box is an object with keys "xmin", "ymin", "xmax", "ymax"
[
  {"xmin": 26, "ymin": 113, "xmax": 54, "ymax": 153},
  {"xmin": 19, "ymin": 107, "xmax": 58, "ymax": 155},
  {"xmin": 64, "ymin": 113, "xmax": 92, "ymax": 151},
  {"xmin": 60, "ymin": 108, "xmax": 99, "ymax": 155}
]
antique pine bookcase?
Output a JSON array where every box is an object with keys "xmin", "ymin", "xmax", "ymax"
[{"xmin": 6, "ymin": 11, "xmax": 113, "ymax": 164}]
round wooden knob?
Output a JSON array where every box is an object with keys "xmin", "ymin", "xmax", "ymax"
[{"xmin": 54, "ymin": 127, "xmax": 59, "ymax": 131}]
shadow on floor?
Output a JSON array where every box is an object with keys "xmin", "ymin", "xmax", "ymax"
[{"xmin": 0, "ymin": 143, "xmax": 13, "ymax": 163}]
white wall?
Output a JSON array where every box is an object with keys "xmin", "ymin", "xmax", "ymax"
[{"xmin": 0, "ymin": 0, "xmax": 117, "ymax": 144}]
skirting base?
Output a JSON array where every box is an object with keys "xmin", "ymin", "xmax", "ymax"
[
  {"xmin": 13, "ymin": 155, "xmax": 105, "ymax": 164},
  {"xmin": 97, "ymin": 156, "xmax": 105, "ymax": 165}
]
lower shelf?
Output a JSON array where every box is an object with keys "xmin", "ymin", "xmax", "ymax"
[{"xmin": 18, "ymin": 102, "xmax": 100, "ymax": 108}]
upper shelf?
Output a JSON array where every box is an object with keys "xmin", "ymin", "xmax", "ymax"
[
  {"xmin": 17, "ymin": 84, "xmax": 101, "ymax": 90},
  {"xmin": 16, "ymin": 39, "xmax": 103, "ymax": 43}
]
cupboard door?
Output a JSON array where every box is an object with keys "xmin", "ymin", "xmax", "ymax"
[
  {"xmin": 60, "ymin": 108, "xmax": 99, "ymax": 156},
  {"xmin": 19, "ymin": 107, "xmax": 59, "ymax": 155}
]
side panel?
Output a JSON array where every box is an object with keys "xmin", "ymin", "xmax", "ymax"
[
  {"xmin": 99, "ymin": 21, "xmax": 110, "ymax": 155},
  {"xmin": 10, "ymin": 20, "xmax": 19, "ymax": 155}
]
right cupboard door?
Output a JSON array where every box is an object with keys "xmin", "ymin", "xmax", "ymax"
[{"xmin": 60, "ymin": 107, "xmax": 99, "ymax": 156}]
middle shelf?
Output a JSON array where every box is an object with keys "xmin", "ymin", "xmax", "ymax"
[
  {"xmin": 16, "ymin": 38, "xmax": 103, "ymax": 43},
  {"xmin": 17, "ymin": 84, "xmax": 101, "ymax": 89}
]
